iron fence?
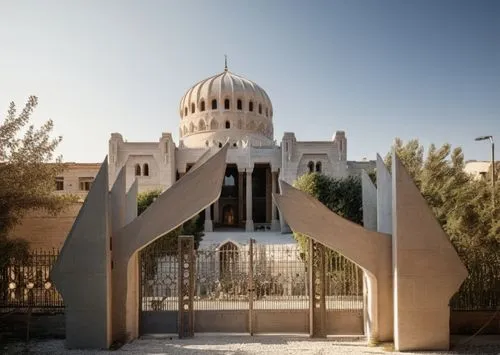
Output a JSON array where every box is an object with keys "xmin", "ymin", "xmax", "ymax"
[
  {"xmin": 252, "ymin": 243, "xmax": 309, "ymax": 310},
  {"xmin": 450, "ymin": 260, "xmax": 500, "ymax": 311},
  {"xmin": 140, "ymin": 239, "xmax": 364, "ymax": 312},
  {"xmin": 195, "ymin": 241, "xmax": 250, "ymax": 310},
  {"xmin": 324, "ymin": 250, "xmax": 363, "ymax": 310},
  {"xmin": 0, "ymin": 249, "xmax": 63, "ymax": 312}
]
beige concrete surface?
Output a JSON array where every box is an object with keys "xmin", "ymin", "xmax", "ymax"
[
  {"xmin": 273, "ymin": 181, "xmax": 393, "ymax": 342},
  {"xmin": 50, "ymin": 158, "xmax": 112, "ymax": 349},
  {"xmin": 361, "ymin": 170, "xmax": 383, "ymax": 342},
  {"xmin": 124, "ymin": 179, "xmax": 139, "ymax": 341},
  {"xmin": 50, "ymin": 145, "xmax": 228, "ymax": 349},
  {"xmin": 361, "ymin": 170, "xmax": 377, "ymax": 231},
  {"xmin": 111, "ymin": 144, "xmax": 229, "ymax": 342},
  {"xmin": 376, "ymin": 154, "xmax": 392, "ymax": 235},
  {"xmin": 110, "ymin": 168, "xmax": 127, "ymax": 342},
  {"xmin": 391, "ymin": 153, "xmax": 468, "ymax": 351}
]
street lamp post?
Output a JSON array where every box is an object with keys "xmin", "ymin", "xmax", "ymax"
[{"xmin": 475, "ymin": 135, "xmax": 495, "ymax": 209}]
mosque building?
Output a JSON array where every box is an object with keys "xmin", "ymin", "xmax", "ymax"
[
  {"xmin": 12, "ymin": 63, "xmax": 376, "ymax": 249},
  {"xmin": 105, "ymin": 62, "xmax": 374, "ymax": 233}
]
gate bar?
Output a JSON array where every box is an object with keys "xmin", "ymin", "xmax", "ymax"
[
  {"xmin": 248, "ymin": 238, "xmax": 255, "ymax": 335},
  {"xmin": 178, "ymin": 235, "xmax": 195, "ymax": 338}
]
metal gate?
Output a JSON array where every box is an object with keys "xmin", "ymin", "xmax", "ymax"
[{"xmin": 139, "ymin": 236, "xmax": 364, "ymax": 336}]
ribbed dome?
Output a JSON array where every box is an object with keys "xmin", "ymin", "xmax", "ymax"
[
  {"xmin": 179, "ymin": 69, "xmax": 273, "ymax": 119},
  {"xmin": 178, "ymin": 67, "xmax": 274, "ymax": 149}
]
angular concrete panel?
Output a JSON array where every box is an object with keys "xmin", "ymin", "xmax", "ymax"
[
  {"xmin": 125, "ymin": 179, "xmax": 138, "ymax": 225},
  {"xmin": 392, "ymin": 153, "xmax": 468, "ymax": 351},
  {"xmin": 376, "ymin": 154, "xmax": 392, "ymax": 235},
  {"xmin": 360, "ymin": 169, "xmax": 379, "ymax": 342},
  {"xmin": 124, "ymin": 178, "xmax": 139, "ymax": 340},
  {"xmin": 109, "ymin": 167, "xmax": 128, "ymax": 341},
  {"xmin": 273, "ymin": 181, "xmax": 393, "ymax": 342},
  {"xmin": 361, "ymin": 170, "xmax": 377, "ymax": 231},
  {"xmin": 50, "ymin": 158, "xmax": 112, "ymax": 349},
  {"xmin": 112, "ymin": 144, "xmax": 229, "ymax": 342}
]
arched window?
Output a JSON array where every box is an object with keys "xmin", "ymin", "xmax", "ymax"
[
  {"xmin": 219, "ymin": 241, "xmax": 239, "ymax": 276},
  {"xmin": 237, "ymin": 99, "xmax": 242, "ymax": 110},
  {"xmin": 218, "ymin": 142, "xmax": 223, "ymax": 148},
  {"xmin": 225, "ymin": 121, "xmax": 230, "ymax": 129},
  {"xmin": 257, "ymin": 123, "xmax": 265, "ymax": 134},
  {"xmin": 191, "ymin": 103, "xmax": 195, "ymax": 113},
  {"xmin": 315, "ymin": 161, "xmax": 322, "ymax": 173},
  {"xmin": 308, "ymin": 161, "xmax": 314, "ymax": 173},
  {"xmin": 258, "ymin": 104, "xmax": 262, "ymax": 114},
  {"xmin": 222, "ymin": 205, "xmax": 235, "ymax": 225},
  {"xmin": 224, "ymin": 99, "xmax": 230, "ymax": 110},
  {"xmin": 184, "ymin": 107, "xmax": 188, "ymax": 116},
  {"xmin": 211, "ymin": 99, "xmax": 217, "ymax": 110},
  {"xmin": 249, "ymin": 101, "xmax": 253, "ymax": 112},
  {"xmin": 135, "ymin": 164, "xmax": 141, "ymax": 176},
  {"xmin": 200, "ymin": 100, "xmax": 205, "ymax": 112},
  {"xmin": 224, "ymin": 173, "xmax": 235, "ymax": 186},
  {"xmin": 205, "ymin": 140, "xmax": 209, "ymax": 147},
  {"xmin": 143, "ymin": 163, "xmax": 149, "ymax": 176}
]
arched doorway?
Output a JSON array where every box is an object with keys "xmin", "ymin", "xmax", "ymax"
[{"xmin": 222, "ymin": 205, "xmax": 235, "ymax": 225}]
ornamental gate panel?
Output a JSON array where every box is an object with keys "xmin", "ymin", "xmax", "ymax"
[
  {"xmin": 139, "ymin": 240, "xmax": 180, "ymax": 335},
  {"xmin": 139, "ymin": 237, "xmax": 364, "ymax": 336}
]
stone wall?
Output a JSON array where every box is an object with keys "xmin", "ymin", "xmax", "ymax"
[{"xmin": 9, "ymin": 203, "xmax": 82, "ymax": 251}]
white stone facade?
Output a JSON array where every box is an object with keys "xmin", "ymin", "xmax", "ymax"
[{"xmin": 64, "ymin": 66, "xmax": 375, "ymax": 233}]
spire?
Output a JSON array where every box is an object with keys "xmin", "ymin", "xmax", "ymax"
[{"xmin": 224, "ymin": 54, "xmax": 228, "ymax": 72}]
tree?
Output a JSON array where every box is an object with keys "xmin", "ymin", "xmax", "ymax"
[
  {"xmin": 292, "ymin": 172, "xmax": 363, "ymax": 252},
  {"xmin": 384, "ymin": 138, "xmax": 499, "ymax": 251},
  {"xmin": 0, "ymin": 96, "xmax": 71, "ymax": 266},
  {"xmin": 385, "ymin": 138, "xmax": 500, "ymax": 309}
]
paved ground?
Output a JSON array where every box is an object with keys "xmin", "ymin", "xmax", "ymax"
[{"xmin": 2, "ymin": 335, "xmax": 500, "ymax": 354}]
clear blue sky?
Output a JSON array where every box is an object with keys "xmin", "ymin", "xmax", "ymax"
[{"xmin": 1, "ymin": 0, "xmax": 499, "ymax": 163}]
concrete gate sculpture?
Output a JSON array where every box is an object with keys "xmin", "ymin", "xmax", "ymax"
[
  {"xmin": 273, "ymin": 152, "xmax": 468, "ymax": 351},
  {"xmin": 51, "ymin": 144, "xmax": 229, "ymax": 349}
]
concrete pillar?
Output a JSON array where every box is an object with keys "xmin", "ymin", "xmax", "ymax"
[
  {"xmin": 271, "ymin": 170, "xmax": 280, "ymax": 231},
  {"xmin": 204, "ymin": 206, "xmax": 213, "ymax": 232},
  {"xmin": 213, "ymin": 200, "xmax": 219, "ymax": 225},
  {"xmin": 266, "ymin": 168, "xmax": 272, "ymax": 223},
  {"xmin": 245, "ymin": 168, "xmax": 254, "ymax": 232},
  {"xmin": 238, "ymin": 171, "xmax": 244, "ymax": 226}
]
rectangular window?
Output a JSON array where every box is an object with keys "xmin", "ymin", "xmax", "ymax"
[
  {"xmin": 55, "ymin": 177, "xmax": 64, "ymax": 191},
  {"xmin": 79, "ymin": 177, "xmax": 94, "ymax": 191}
]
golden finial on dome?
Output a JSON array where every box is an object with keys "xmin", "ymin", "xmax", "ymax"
[{"xmin": 224, "ymin": 54, "xmax": 228, "ymax": 72}]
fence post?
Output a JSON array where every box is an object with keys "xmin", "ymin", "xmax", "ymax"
[
  {"xmin": 178, "ymin": 235, "xmax": 195, "ymax": 338},
  {"xmin": 248, "ymin": 238, "xmax": 255, "ymax": 335},
  {"xmin": 308, "ymin": 238, "xmax": 314, "ymax": 337},
  {"xmin": 309, "ymin": 238, "xmax": 326, "ymax": 338}
]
